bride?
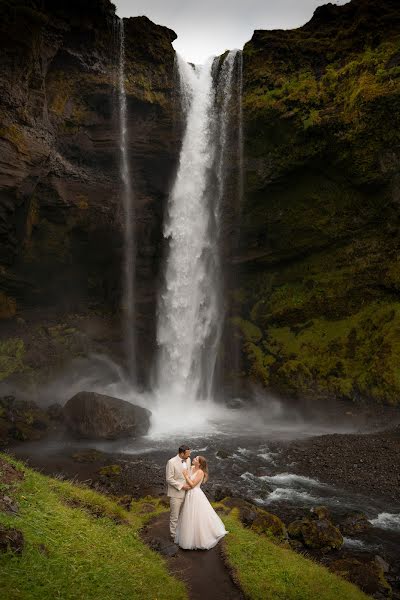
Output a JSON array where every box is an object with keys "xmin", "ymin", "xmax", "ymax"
[{"xmin": 174, "ymin": 455, "xmax": 228, "ymax": 550}]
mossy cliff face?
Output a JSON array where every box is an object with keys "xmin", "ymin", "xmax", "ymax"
[
  {"xmin": 0, "ymin": 1, "xmax": 179, "ymax": 385},
  {"xmin": 232, "ymin": 0, "xmax": 400, "ymax": 404}
]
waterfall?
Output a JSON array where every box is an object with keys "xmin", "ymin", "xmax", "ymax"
[
  {"xmin": 155, "ymin": 51, "xmax": 241, "ymax": 413},
  {"xmin": 156, "ymin": 55, "xmax": 215, "ymax": 402},
  {"xmin": 117, "ymin": 18, "xmax": 136, "ymax": 384}
]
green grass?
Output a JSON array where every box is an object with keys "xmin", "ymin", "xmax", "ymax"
[
  {"xmin": 0, "ymin": 453, "xmax": 187, "ymax": 600},
  {"xmin": 221, "ymin": 510, "xmax": 370, "ymax": 600}
]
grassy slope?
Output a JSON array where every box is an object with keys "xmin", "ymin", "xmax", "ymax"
[
  {"xmin": 1, "ymin": 455, "xmax": 371, "ymax": 600},
  {"xmin": 0, "ymin": 453, "xmax": 187, "ymax": 600},
  {"xmin": 222, "ymin": 511, "xmax": 370, "ymax": 600}
]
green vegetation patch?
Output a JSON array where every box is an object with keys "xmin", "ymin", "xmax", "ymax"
[
  {"xmin": 222, "ymin": 510, "xmax": 370, "ymax": 600},
  {"xmin": 0, "ymin": 454, "xmax": 187, "ymax": 600}
]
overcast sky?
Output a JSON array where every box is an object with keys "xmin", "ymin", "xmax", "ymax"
[{"xmin": 114, "ymin": 0, "xmax": 350, "ymax": 63}]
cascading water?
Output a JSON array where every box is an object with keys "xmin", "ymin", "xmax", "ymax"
[
  {"xmin": 117, "ymin": 18, "xmax": 136, "ymax": 384},
  {"xmin": 151, "ymin": 51, "xmax": 243, "ymax": 434},
  {"xmin": 156, "ymin": 55, "xmax": 216, "ymax": 403}
]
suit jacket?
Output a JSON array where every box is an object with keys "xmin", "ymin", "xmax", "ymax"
[{"xmin": 166, "ymin": 455, "xmax": 191, "ymax": 499}]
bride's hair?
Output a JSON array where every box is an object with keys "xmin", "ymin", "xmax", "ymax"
[{"xmin": 197, "ymin": 456, "xmax": 209, "ymax": 483}]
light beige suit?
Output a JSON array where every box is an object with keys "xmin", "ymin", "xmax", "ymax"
[{"xmin": 166, "ymin": 454, "xmax": 191, "ymax": 537}]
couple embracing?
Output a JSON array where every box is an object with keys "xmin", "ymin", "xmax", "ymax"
[{"xmin": 166, "ymin": 444, "xmax": 228, "ymax": 550}]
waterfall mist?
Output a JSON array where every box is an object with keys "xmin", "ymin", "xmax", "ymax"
[{"xmin": 118, "ymin": 18, "xmax": 136, "ymax": 385}]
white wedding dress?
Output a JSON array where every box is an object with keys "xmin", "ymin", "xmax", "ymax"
[{"xmin": 174, "ymin": 470, "xmax": 228, "ymax": 550}]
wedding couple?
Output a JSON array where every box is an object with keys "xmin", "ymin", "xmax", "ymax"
[{"xmin": 166, "ymin": 444, "xmax": 228, "ymax": 550}]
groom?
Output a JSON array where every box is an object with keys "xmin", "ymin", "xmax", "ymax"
[{"xmin": 166, "ymin": 444, "xmax": 191, "ymax": 540}]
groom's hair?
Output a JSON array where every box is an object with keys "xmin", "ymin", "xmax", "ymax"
[{"xmin": 178, "ymin": 445, "xmax": 190, "ymax": 454}]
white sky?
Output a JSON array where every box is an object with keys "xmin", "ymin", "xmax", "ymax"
[{"xmin": 114, "ymin": 0, "xmax": 350, "ymax": 64}]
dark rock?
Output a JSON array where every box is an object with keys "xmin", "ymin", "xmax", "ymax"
[
  {"xmin": 0, "ymin": 525, "xmax": 24, "ymax": 554},
  {"xmin": 310, "ymin": 505, "xmax": 330, "ymax": 520},
  {"xmin": 216, "ymin": 450, "xmax": 232, "ymax": 459},
  {"xmin": 0, "ymin": 396, "xmax": 50, "ymax": 443},
  {"xmin": 339, "ymin": 512, "xmax": 371, "ymax": 536},
  {"xmin": 64, "ymin": 391, "xmax": 151, "ymax": 439},
  {"xmin": 289, "ymin": 539, "xmax": 305, "ymax": 552},
  {"xmin": 288, "ymin": 517, "xmax": 343, "ymax": 551},
  {"xmin": 329, "ymin": 557, "xmax": 392, "ymax": 598},
  {"xmin": 251, "ymin": 510, "xmax": 287, "ymax": 541}
]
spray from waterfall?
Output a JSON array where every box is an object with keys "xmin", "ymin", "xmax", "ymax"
[{"xmin": 117, "ymin": 18, "xmax": 136, "ymax": 384}]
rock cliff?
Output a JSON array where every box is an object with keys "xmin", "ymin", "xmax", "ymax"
[
  {"xmin": 232, "ymin": 0, "xmax": 400, "ymax": 404},
  {"xmin": 0, "ymin": 0, "xmax": 180, "ymax": 389}
]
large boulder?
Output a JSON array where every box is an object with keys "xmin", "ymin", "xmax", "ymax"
[
  {"xmin": 64, "ymin": 392, "xmax": 151, "ymax": 440},
  {"xmin": 288, "ymin": 516, "xmax": 343, "ymax": 552},
  {"xmin": 329, "ymin": 557, "xmax": 392, "ymax": 598}
]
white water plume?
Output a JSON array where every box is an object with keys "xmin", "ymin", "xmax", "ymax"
[
  {"xmin": 156, "ymin": 55, "xmax": 217, "ymax": 402},
  {"xmin": 118, "ymin": 18, "xmax": 136, "ymax": 384}
]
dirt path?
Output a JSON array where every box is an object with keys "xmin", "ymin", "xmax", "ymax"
[{"xmin": 141, "ymin": 512, "xmax": 244, "ymax": 600}]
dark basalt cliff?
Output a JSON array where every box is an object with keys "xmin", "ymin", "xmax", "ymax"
[
  {"xmin": 232, "ymin": 0, "xmax": 400, "ymax": 404},
  {"xmin": 0, "ymin": 0, "xmax": 179, "ymax": 388}
]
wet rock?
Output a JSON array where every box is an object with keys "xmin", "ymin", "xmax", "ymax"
[
  {"xmin": 216, "ymin": 450, "xmax": 232, "ymax": 459},
  {"xmin": 149, "ymin": 537, "xmax": 179, "ymax": 557},
  {"xmin": 288, "ymin": 517, "xmax": 343, "ymax": 551},
  {"xmin": 251, "ymin": 510, "xmax": 287, "ymax": 541},
  {"xmin": 310, "ymin": 505, "xmax": 330, "ymax": 520},
  {"xmin": 329, "ymin": 557, "xmax": 392, "ymax": 598},
  {"xmin": 64, "ymin": 392, "xmax": 151, "ymax": 440},
  {"xmin": 289, "ymin": 539, "xmax": 305, "ymax": 552},
  {"xmin": 339, "ymin": 512, "xmax": 371, "ymax": 536},
  {"xmin": 0, "ymin": 395, "xmax": 50, "ymax": 443},
  {"xmin": 0, "ymin": 525, "xmax": 24, "ymax": 554}
]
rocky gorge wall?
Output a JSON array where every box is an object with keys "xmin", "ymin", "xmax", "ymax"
[
  {"xmin": 0, "ymin": 0, "xmax": 180, "ymax": 391},
  {"xmin": 232, "ymin": 0, "xmax": 400, "ymax": 405}
]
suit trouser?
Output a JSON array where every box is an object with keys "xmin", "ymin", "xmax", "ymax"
[{"xmin": 169, "ymin": 496, "xmax": 184, "ymax": 537}]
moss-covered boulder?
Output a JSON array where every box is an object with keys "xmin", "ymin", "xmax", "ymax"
[
  {"xmin": 339, "ymin": 512, "xmax": 371, "ymax": 536},
  {"xmin": 329, "ymin": 557, "xmax": 392, "ymax": 598},
  {"xmin": 251, "ymin": 511, "xmax": 287, "ymax": 541},
  {"xmin": 288, "ymin": 516, "xmax": 343, "ymax": 551},
  {"xmin": 0, "ymin": 395, "xmax": 50, "ymax": 444},
  {"xmin": 221, "ymin": 497, "xmax": 287, "ymax": 541}
]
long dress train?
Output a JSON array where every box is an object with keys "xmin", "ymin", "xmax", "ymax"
[{"xmin": 174, "ymin": 470, "xmax": 228, "ymax": 550}]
